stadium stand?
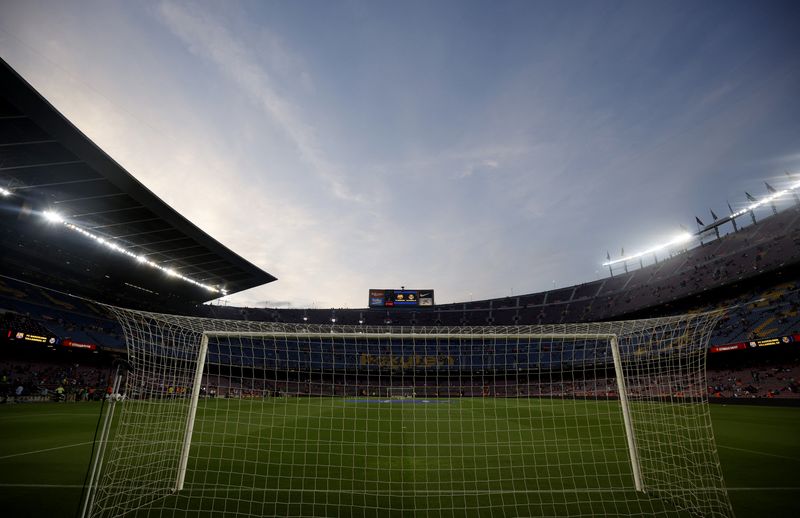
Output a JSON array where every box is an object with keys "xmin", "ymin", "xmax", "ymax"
[
  {"xmin": 191, "ymin": 206, "xmax": 800, "ymax": 353},
  {"xmin": 2, "ymin": 54, "xmax": 799, "ymax": 401},
  {"xmin": 3, "ymin": 263, "xmax": 800, "ymax": 400},
  {"xmin": 0, "ymin": 359, "xmax": 112, "ymax": 402}
]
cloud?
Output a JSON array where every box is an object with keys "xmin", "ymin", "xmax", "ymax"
[{"xmin": 156, "ymin": 0, "xmax": 363, "ymax": 202}]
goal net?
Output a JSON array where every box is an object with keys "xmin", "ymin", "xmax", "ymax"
[{"xmin": 83, "ymin": 307, "xmax": 734, "ymax": 518}]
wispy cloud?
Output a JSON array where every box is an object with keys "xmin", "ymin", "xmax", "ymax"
[{"xmin": 156, "ymin": 0, "xmax": 363, "ymax": 202}]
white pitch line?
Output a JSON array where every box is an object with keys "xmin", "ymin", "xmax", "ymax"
[
  {"xmin": 0, "ymin": 483, "xmax": 796, "ymax": 493},
  {"xmin": 0, "ymin": 483, "xmax": 84, "ymax": 488},
  {"xmin": 176, "ymin": 486, "xmax": 800, "ymax": 494},
  {"xmin": 0, "ymin": 412, "xmax": 100, "ymax": 419},
  {"xmin": 726, "ymin": 487, "xmax": 800, "ymax": 492},
  {"xmin": 0, "ymin": 441, "xmax": 94, "ymax": 460},
  {"xmin": 718, "ymin": 444, "xmax": 800, "ymax": 462}
]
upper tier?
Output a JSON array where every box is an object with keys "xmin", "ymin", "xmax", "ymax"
[{"xmin": 201, "ymin": 205, "xmax": 800, "ymax": 327}]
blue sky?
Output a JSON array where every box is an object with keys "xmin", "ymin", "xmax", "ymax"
[{"xmin": 1, "ymin": 0, "xmax": 799, "ymax": 308}]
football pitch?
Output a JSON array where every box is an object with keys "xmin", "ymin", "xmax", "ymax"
[{"xmin": 0, "ymin": 399, "xmax": 798, "ymax": 517}]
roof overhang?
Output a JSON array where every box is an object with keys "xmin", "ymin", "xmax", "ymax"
[{"xmin": 0, "ymin": 58, "xmax": 276, "ymax": 307}]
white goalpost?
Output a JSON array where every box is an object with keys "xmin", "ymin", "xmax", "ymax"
[{"xmin": 83, "ymin": 307, "xmax": 734, "ymax": 518}]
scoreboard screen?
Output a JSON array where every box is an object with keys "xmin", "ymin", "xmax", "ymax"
[{"xmin": 369, "ymin": 289, "xmax": 434, "ymax": 308}]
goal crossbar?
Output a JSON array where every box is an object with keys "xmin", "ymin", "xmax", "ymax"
[{"xmin": 203, "ymin": 332, "xmax": 619, "ymax": 340}]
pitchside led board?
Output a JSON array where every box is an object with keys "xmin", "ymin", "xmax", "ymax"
[{"xmin": 369, "ymin": 289, "xmax": 434, "ymax": 308}]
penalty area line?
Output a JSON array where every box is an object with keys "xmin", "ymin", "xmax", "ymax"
[{"xmin": 0, "ymin": 441, "xmax": 93, "ymax": 460}]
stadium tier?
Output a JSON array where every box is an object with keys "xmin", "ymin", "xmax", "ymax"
[{"xmin": 192, "ymin": 206, "xmax": 800, "ymax": 328}]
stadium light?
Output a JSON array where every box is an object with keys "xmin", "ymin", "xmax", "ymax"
[
  {"xmin": 43, "ymin": 210, "xmax": 65, "ymax": 223},
  {"xmin": 603, "ymin": 232, "xmax": 693, "ymax": 267},
  {"xmin": 0, "ymin": 187, "xmax": 11, "ymax": 196},
  {"xmin": 37, "ymin": 212, "xmax": 226, "ymax": 294},
  {"xmin": 603, "ymin": 178, "xmax": 800, "ymax": 267},
  {"xmin": 729, "ymin": 179, "xmax": 800, "ymax": 219}
]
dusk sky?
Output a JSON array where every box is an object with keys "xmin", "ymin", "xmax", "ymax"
[{"xmin": 1, "ymin": 0, "xmax": 799, "ymax": 308}]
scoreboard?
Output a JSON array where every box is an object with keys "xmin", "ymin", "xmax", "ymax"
[
  {"xmin": 369, "ymin": 289, "xmax": 434, "ymax": 308},
  {"xmin": 6, "ymin": 328, "xmax": 59, "ymax": 345}
]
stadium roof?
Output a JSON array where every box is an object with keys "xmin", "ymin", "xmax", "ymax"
[{"xmin": 0, "ymin": 58, "xmax": 276, "ymax": 308}]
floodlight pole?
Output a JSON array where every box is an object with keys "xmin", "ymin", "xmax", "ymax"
[
  {"xmin": 175, "ymin": 333, "xmax": 209, "ymax": 492},
  {"xmin": 609, "ymin": 335, "xmax": 644, "ymax": 492}
]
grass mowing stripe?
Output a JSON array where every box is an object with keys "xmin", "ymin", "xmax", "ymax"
[{"xmin": 0, "ymin": 441, "xmax": 94, "ymax": 460}]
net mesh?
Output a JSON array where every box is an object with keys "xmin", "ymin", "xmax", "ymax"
[{"xmin": 87, "ymin": 306, "xmax": 734, "ymax": 518}]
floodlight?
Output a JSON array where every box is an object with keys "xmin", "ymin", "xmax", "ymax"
[
  {"xmin": 0, "ymin": 187, "xmax": 11, "ymax": 196},
  {"xmin": 53, "ymin": 220, "xmax": 226, "ymax": 294},
  {"xmin": 43, "ymin": 210, "xmax": 65, "ymax": 224},
  {"xmin": 731, "ymin": 181, "xmax": 800, "ymax": 218},
  {"xmin": 604, "ymin": 177, "xmax": 800, "ymax": 267},
  {"xmin": 603, "ymin": 232, "xmax": 693, "ymax": 267}
]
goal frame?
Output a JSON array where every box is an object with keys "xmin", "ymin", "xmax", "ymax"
[{"xmin": 172, "ymin": 331, "xmax": 644, "ymax": 494}]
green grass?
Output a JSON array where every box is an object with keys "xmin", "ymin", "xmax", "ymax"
[{"xmin": 0, "ymin": 399, "xmax": 798, "ymax": 517}]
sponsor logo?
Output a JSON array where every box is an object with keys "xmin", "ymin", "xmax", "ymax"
[{"xmin": 62, "ymin": 339, "xmax": 97, "ymax": 350}]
